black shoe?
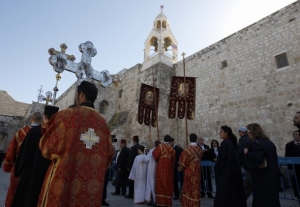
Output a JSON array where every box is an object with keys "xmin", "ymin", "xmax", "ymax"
[
  {"xmin": 207, "ymin": 194, "xmax": 214, "ymax": 198},
  {"xmin": 147, "ymin": 203, "xmax": 153, "ymax": 206},
  {"xmin": 102, "ymin": 200, "xmax": 110, "ymax": 206},
  {"xmin": 173, "ymin": 197, "xmax": 179, "ymax": 200},
  {"xmin": 125, "ymin": 195, "xmax": 133, "ymax": 198},
  {"xmin": 111, "ymin": 192, "xmax": 120, "ymax": 195}
]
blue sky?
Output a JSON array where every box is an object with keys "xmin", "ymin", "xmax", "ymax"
[{"xmin": 0, "ymin": 0, "xmax": 296, "ymax": 104}]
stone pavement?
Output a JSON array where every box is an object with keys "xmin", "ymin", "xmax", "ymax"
[{"xmin": 0, "ymin": 168, "xmax": 299, "ymax": 207}]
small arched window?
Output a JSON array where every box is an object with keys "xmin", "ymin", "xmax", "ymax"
[
  {"xmin": 162, "ymin": 21, "xmax": 166, "ymax": 28},
  {"xmin": 157, "ymin": 20, "xmax": 161, "ymax": 28},
  {"xmin": 99, "ymin": 100, "xmax": 108, "ymax": 114}
]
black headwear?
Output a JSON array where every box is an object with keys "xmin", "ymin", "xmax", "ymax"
[{"xmin": 44, "ymin": 105, "xmax": 59, "ymax": 115}]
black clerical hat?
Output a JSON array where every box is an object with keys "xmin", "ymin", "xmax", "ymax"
[{"xmin": 44, "ymin": 105, "xmax": 59, "ymax": 115}]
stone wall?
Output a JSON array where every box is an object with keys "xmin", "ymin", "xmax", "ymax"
[
  {"xmin": 174, "ymin": 1, "xmax": 300, "ymax": 155},
  {"xmin": 23, "ymin": 102, "xmax": 45, "ymax": 125},
  {"xmin": 0, "ymin": 115, "xmax": 24, "ymax": 152},
  {"xmin": 51, "ymin": 2, "xmax": 300, "ymax": 155},
  {"xmin": 55, "ymin": 82, "xmax": 77, "ymax": 110},
  {"xmin": 108, "ymin": 62, "xmax": 177, "ymax": 148}
]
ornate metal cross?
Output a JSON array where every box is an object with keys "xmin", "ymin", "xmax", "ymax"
[
  {"xmin": 48, "ymin": 41, "xmax": 112, "ymax": 87},
  {"xmin": 38, "ymin": 91, "xmax": 53, "ymax": 105},
  {"xmin": 80, "ymin": 128, "xmax": 100, "ymax": 149}
]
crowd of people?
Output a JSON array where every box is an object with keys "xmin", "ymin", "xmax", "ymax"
[
  {"xmin": 0, "ymin": 79, "xmax": 299, "ymax": 207},
  {"xmin": 108, "ymin": 114, "xmax": 300, "ymax": 207}
]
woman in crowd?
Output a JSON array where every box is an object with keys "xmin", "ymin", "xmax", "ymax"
[
  {"xmin": 208, "ymin": 139, "xmax": 219, "ymax": 162},
  {"xmin": 208, "ymin": 139, "xmax": 219, "ymax": 185},
  {"xmin": 244, "ymin": 123, "xmax": 280, "ymax": 207},
  {"xmin": 214, "ymin": 126, "xmax": 247, "ymax": 207}
]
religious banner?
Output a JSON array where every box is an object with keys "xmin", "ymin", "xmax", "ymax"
[
  {"xmin": 138, "ymin": 84, "xmax": 159, "ymax": 127},
  {"xmin": 169, "ymin": 76, "xmax": 196, "ymax": 119}
]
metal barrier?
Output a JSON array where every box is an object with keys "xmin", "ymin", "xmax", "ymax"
[
  {"xmin": 200, "ymin": 158, "xmax": 300, "ymax": 201},
  {"xmin": 278, "ymin": 157, "xmax": 300, "ymax": 201}
]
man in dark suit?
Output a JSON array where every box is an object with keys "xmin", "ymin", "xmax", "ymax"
[
  {"xmin": 125, "ymin": 135, "xmax": 140, "ymax": 198},
  {"xmin": 198, "ymin": 137, "xmax": 214, "ymax": 198},
  {"xmin": 112, "ymin": 139, "xmax": 130, "ymax": 196},
  {"xmin": 170, "ymin": 138, "xmax": 182, "ymax": 200},
  {"xmin": 285, "ymin": 131, "xmax": 300, "ymax": 202},
  {"xmin": 237, "ymin": 126, "xmax": 252, "ymax": 199}
]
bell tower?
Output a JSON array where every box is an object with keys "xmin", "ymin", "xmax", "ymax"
[{"xmin": 142, "ymin": 6, "xmax": 178, "ymax": 71}]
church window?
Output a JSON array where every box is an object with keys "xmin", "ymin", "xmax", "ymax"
[
  {"xmin": 162, "ymin": 21, "xmax": 166, "ymax": 28},
  {"xmin": 221, "ymin": 60, "xmax": 227, "ymax": 68},
  {"xmin": 99, "ymin": 101, "xmax": 108, "ymax": 114},
  {"xmin": 163, "ymin": 37, "xmax": 172, "ymax": 51},
  {"xmin": 150, "ymin": 37, "xmax": 158, "ymax": 53},
  {"xmin": 275, "ymin": 53, "xmax": 289, "ymax": 69},
  {"xmin": 118, "ymin": 90, "xmax": 123, "ymax": 98},
  {"xmin": 157, "ymin": 21, "xmax": 161, "ymax": 28}
]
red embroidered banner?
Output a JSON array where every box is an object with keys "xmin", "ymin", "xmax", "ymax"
[
  {"xmin": 138, "ymin": 84, "xmax": 159, "ymax": 127},
  {"xmin": 169, "ymin": 76, "xmax": 196, "ymax": 119}
]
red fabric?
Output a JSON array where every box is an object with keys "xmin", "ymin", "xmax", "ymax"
[
  {"xmin": 37, "ymin": 106, "xmax": 114, "ymax": 207},
  {"xmin": 138, "ymin": 83, "xmax": 159, "ymax": 126},
  {"xmin": 152, "ymin": 143, "xmax": 175, "ymax": 207},
  {"xmin": 3, "ymin": 126, "xmax": 31, "ymax": 207},
  {"xmin": 178, "ymin": 146, "xmax": 203, "ymax": 207},
  {"xmin": 168, "ymin": 76, "xmax": 196, "ymax": 119}
]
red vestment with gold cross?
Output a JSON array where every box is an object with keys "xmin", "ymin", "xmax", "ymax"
[
  {"xmin": 152, "ymin": 143, "xmax": 175, "ymax": 207},
  {"xmin": 37, "ymin": 106, "xmax": 114, "ymax": 207},
  {"xmin": 178, "ymin": 145, "xmax": 203, "ymax": 207},
  {"xmin": 3, "ymin": 125, "xmax": 31, "ymax": 207}
]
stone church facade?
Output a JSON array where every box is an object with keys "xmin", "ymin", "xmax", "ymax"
[
  {"xmin": 54, "ymin": 2, "xmax": 300, "ymax": 155},
  {"xmin": 1, "ymin": 2, "xmax": 299, "ymax": 155}
]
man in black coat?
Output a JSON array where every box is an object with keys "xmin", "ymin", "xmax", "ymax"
[
  {"xmin": 198, "ymin": 137, "xmax": 214, "ymax": 198},
  {"xmin": 125, "ymin": 135, "xmax": 140, "ymax": 198},
  {"xmin": 170, "ymin": 138, "xmax": 182, "ymax": 200},
  {"xmin": 12, "ymin": 105, "xmax": 59, "ymax": 207},
  {"xmin": 237, "ymin": 126, "xmax": 252, "ymax": 199},
  {"xmin": 112, "ymin": 139, "xmax": 130, "ymax": 196},
  {"xmin": 285, "ymin": 130, "xmax": 300, "ymax": 202}
]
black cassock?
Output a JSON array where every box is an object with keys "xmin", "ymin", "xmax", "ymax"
[
  {"xmin": 246, "ymin": 138, "xmax": 281, "ymax": 207},
  {"xmin": 11, "ymin": 125, "xmax": 52, "ymax": 207},
  {"xmin": 214, "ymin": 138, "xmax": 247, "ymax": 207}
]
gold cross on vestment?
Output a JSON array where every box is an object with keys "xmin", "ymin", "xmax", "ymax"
[{"xmin": 80, "ymin": 128, "xmax": 99, "ymax": 149}]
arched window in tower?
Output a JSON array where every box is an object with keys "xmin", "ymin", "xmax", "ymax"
[
  {"xmin": 99, "ymin": 100, "xmax": 108, "ymax": 114},
  {"xmin": 157, "ymin": 20, "xmax": 161, "ymax": 28},
  {"xmin": 163, "ymin": 37, "xmax": 172, "ymax": 51},
  {"xmin": 163, "ymin": 37, "xmax": 173, "ymax": 58},
  {"xmin": 162, "ymin": 21, "xmax": 166, "ymax": 28},
  {"xmin": 150, "ymin": 37, "xmax": 158, "ymax": 56}
]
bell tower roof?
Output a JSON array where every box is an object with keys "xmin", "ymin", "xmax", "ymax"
[{"xmin": 142, "ymin": 6, "xmax": 178, "ymax": 71}]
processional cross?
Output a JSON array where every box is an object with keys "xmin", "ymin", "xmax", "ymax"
[
  {"xmin": 39, "ymin": 91, "xmax": 53, "ymax": 105},
  {"xmin": 80, "ymin": 128, "xmax": 100, "ymax": 149},
  {"xmin": 48, "ymin": 41, "xmax": 112, "ymax": 104}
]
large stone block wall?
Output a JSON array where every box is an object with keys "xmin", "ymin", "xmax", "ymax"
[{"xmin": 174, "ymin": 1, "xmax": 300, "ymax": 155}]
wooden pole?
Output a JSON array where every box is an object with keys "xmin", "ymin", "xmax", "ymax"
[
  {"xmin": 149, "ymin": 124, "xmax": 152, "ymax": 148},
  {"xmin": 182, "ymin": 52, "xmax": 188, "ymax": 147}
]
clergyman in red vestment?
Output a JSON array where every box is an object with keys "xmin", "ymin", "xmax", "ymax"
[
  {"xmin": 178, "ymin": 133, "xmax": 203, "ymax": 207},
  {"xmin": 38, "ymin": 81, "xmax": 114, "ymax": 207},
  {"xmin": 152, "ymin": 135, "xmax": 175, "ymax": 207},
  {"xmin": 3, "ymin": 112, "xmax": 43, "ymax": 207}
]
